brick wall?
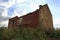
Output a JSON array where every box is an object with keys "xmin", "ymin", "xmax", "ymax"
[
  {"xmin": 39, "ymin": 4, "xmax": 53, "ymax": 30},
  {"xmin": 19, "ymin": 10, "xmax": 39, "ymax": 28},
  {"xmin": 8, "ymin": 4, "xmax": 53, "ymax": 30},
  {"xmin": 8, "ymin": 16, "xmax": 19, "ymax": 28}
]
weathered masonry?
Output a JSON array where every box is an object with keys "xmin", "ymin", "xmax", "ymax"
[{"xmin": 8, "ymin": 4, "xmax": 53, "ymax": 30}]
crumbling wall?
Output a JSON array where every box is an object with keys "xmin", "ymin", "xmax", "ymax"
[
  {"xmin": 19, "ymin": 10, "xmax": 39, "ymax": 28},
  {"xmin": 39, "ymin": 4, "xmax": 53, "ymax": 30},
  {"xmin": 8, "ymin": 4, "xmax": 53, "ymax": 30},
  {"xmin": 8, "ymin": 16, "xmax": 19, "ymax": 28}
]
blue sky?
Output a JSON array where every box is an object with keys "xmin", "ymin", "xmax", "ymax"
[{"xmin": 0, "ymin": 0, "xmax": 60, "ymax": 29}]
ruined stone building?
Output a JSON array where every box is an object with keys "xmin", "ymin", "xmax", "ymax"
[{"xmin": 8, "ymin": 4, "xmax": 53, "ymax": 30}]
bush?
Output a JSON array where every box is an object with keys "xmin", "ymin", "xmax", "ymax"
[{"xmin": 0, "ymin": 26, "xmax": 48, "ymax": 40}]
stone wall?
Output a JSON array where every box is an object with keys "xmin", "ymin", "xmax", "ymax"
[
  {"xmin": 39, "ymin": 4, "xmax": 53, "ymax": 30},
  {"xmin": 19, "ymin": 10, "xmax": 39, "ymax": 28},
  {"xmin": 8, "ymin": 16, "xmax": 19, "ymax": 28},
  {"xmin": 8, "ymin": 4, "xmax": 53, "ymax": 30}
]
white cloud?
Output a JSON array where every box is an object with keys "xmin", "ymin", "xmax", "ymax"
[
  {"xmin": 53, "ymin": 18, "xmax": 60, "ymax": 28},
  {"xmin": 0, "ymin": 6, "xmax": 8, "ymax": 17},
  {"xmin": 11, "ymin": 13, "xmax": 20, "ymax": 17},
  {"xmin": 29, "ymin": 4, "xmax": 39, "ymax": 12},
  {"xmin": 1, "ymin": 8, "xmax": 8, "ymax": 17},
  {"xmin": 16, "ymin": 0, "xmax": 27, "ymax": 4},
  {"xmin": 0, "ymin": 6, "xmax": 9, "ymax": 27},
  {"xmin": 0, "ymin": 0, "xmax": 15, "ymax": 8},
  {"xmin": 10, "ymin": 0, "xmax": 45, "ymax": 18},
  {"xmin": 0, "ymin": 0, "xmax": 9, "ymax": 3},
  {"xmin": 1, "ymin": 20, "xmax": 8, "ymax": 27},
  {"xmin": 11, "ymin": 8, "xmax": 28, "ymax": 17},
  {"xmin": 5, "ymin": 0, "xmax": 15, "ymax": 8},
  {"xmin": 11, "ymin": 8, "xmax": 22, "ymax": 17}
]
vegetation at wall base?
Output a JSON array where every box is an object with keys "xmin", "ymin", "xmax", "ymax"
[
  {"xmin": 0, "ymin": 26, "xmax": 47, "ymax": 40},
  {"xmin": 0, "ymin": 26, "xmax": 60, "ymax": 40}
]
